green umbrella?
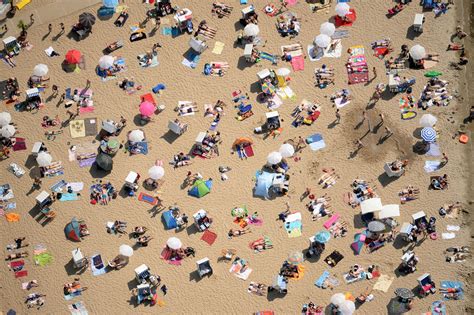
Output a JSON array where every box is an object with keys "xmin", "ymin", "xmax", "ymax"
[{"xmin": 424, "ymin": 71, "xmax": 442, "ymax": 77}]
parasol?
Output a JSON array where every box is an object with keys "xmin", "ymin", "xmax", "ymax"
[
  {"xmin": 368, "ymin": 220, "xmax": 386, "ymax": 233},
  {"xmin": 315, "ymin": 230, "xmax": 331, "ymax": 243},
  {"xmin": 119, "ymin": 244, "xmax": 133, "ymax": 257},
  {"xmin": 419, "ymin": 114, "xmax": 437, "ymax": 127},
  {"xmin": 231, "ymin": 206, "xmax": 248, "ymax": 218},
  {"xmin": 96, "ymin": 153, "xmax": 113, "ymax": 171},
  {"xmin": 275, "ymin": 67, "xmax": 291, "ymax": 77},
  {"xmin": 139, "ymin": 101, "xmax": 156, "ymax": 117},
  {"xmin": 33, "ymin": 64, "xmax": 49, "ymax": 77},
  {"xmin": 330, "ymin": 293, "xmax": 346, "ymax": 306},
  {"xmin": 128, "ymin": 129, "xmax": 145, "ymax": 142},
  {"xmin": 103, "ymin": 0, "xmax": 119, "ymax": 8},
  {"xmin": 243, "ymin": 23, "xmax": 259, "ymax": 37},
  {"xmin": 315, "ymin": 34, "xmax": 331, "ymax": 48},
  {"xmin": 79, "ymin": 12, "xmax": 96, "ymax": 28},
  {"xmin": 395, "ymin": 288, "xmax": 415, "ymax": 300},
  {"xmin": 261, "ymin": 82, "xmax": 276, "ymax": 95},
  {"xmin": 36, "ymin": 152, "xmax": 52, "ymax": 167},
  {"xmin": 98, "ymin": 55, "xmax": 114, "ymax": 69},
  {"xmin": 65, "ymin": 50, "xmax": 82, "ymax": 64},
  {"xmin": 267, "ymin": 151, "xmax": 282, "ymax": 165},
  {"xmin": 148, "ymin": 166, "xmax": 165, "ymax": 180},
  {"xmin": 420, "ymin": 127, "xmax": 437, "ymax": 143},
  {"xmin": 409, "ymin": 44, "xmax": 426, "ymax": 60},
  {"xmin": 279, "ymin": 143, "xmax": 295, "ymax": 158},
  {"xmin": 166, "ymin": 237, "xmax": 182, "ymax": 250},
  {"xmin": 287, "ymin": 251, "xmax": 304, "ymax": 265},
  {"xmin": 335, "ymin": 3, "xmax": 350, "ymax": 17},
  {"xmin": 320, "ymin": 22, "xmax": 336, "ymax": 37},
  {"xmin": 339, "ymin": 300, "xmax": 356, "ymax": 315},
  {"xmin": 1, "ymin": 125, "xmax": 15, "ymax": 138},
  {"xmin": 0, "ymin": 112, "xmax": 12, "ymax": 127}
]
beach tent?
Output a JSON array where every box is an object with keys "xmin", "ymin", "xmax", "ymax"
[
  {"xmin": 188, "ymin": 179, "xmax": 212, "ymax": 198},
  {"xmin": 360, "ymin": 198, "xmax": 382, "ymax": 214},
  {"xmin": 254, "ymin": 171, "xmax": 276, "ymax": 199},
  {"xmin": 162, "ymin": 210, "xmax": 178, "ymax": 229},
  {"xmin": 65, "ymin": 218, "xmax": 81, "ymax": 241}
]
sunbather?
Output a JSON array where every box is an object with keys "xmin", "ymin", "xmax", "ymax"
[
  {"xmin": 228, "ymin": 228, "xmax": 251, "ymax": 239},
  {"xmin": 137, "ymin": 235, "xmax": 153, "ymax": 247},
  {"xmin": 6, "ymin": 251, "xmax": 29, "ymax": 260},
  {"xmin": 131, "ymin": 226, "xmax": 148, "ymax": 237},
  {"xmin": 6, "ymin": 237, "xmax": 28, "ymax": 251}
]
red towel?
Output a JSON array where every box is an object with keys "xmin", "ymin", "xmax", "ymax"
[
  {"xmin": 10, "ymin": 260, "xmax": 25, "ymax": 268},
  {"xmin": 201, "ymin": 230, "xmax": 217, "ymax": 246},
  {"xmin": 290, "ymin": 55, "xmax": 304, "ymax": 71},
  {"xmin": 12, "ymin": 137, "xmax": 27, "ymax": 151},
  {"xmin": 335, "ymin": 9, "xmax": 357, "ymax": 27},
  {"xmin": 79, "ymin": 107, "xmax": 95, "ymax": 114},
  {"xmin": 140, "ymin": 93, "xmax": 156, "ymax": 105},
  {"xmin": 15, "ymin": 270, "xmax": 28, "ymax": 278},
  {"xmin": 244, "ymin": 145, "xmax": 254, "ymax": 157}
]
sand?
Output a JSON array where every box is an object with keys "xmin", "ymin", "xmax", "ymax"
[{"xmin": 0, "ymin": 0, "xmax": 472, "ymax": 314}]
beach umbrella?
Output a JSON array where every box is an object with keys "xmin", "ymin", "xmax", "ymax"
[
  {"xmin": 139, "ymin": 101, "xmax": 156, "ymax": 117},
  {"xmin": 419, "ymin": 114, "xmax": 437, "ymax": 127},
  {"xmin": 275, "ymin": 67, "xmax": 291, "ymax": 77},
  {"xmin": 368, "ymin": 220, "xmax": 386, "ymax": 233},
  {"xmin": 315, "ymin": 230, "xmax": 331, "ymax": 244},
  {"xmin": 315, "ymin": 34, "xmax": 331, "ymax": 48},
  {"xmin": 409, "ymin": 44, "xmax": 426, "ymax": 60},
  {"xmin": 96, "ymin": 153, "xmax": 113, "ymax": 171},
  {"xmin": 339, "ymin": 300, "xmax": 356, "ymax": 315},
  {"xmin": 79, "ymin": 12, "xmax": 96, "ymax": 28},
  {"xmin": 287, "ymin": 251, "xmax": 304, "ymax": 265},
  {"xmin": 0, "ymin": 112, "xmax": 12, "ymax": 127},
  {"xmin": 243, "ymin": 23, "xmax": 259, "ymax": 37},
  {"xmin": 232, "ymin": 137, "xmax": 253, "ymax": 148},
  {"xmin": 420, "ymin": 127, "xmax": 437, "ymax": 143},
  {"xmin": 1, "ymin": 125, "xmax": 15, "ymax": 138},
  {"xmin": 119, "ymin": 244, "xmax": 134, "ymax": 257},
  {"xmin": 320, "ymin": 22, "xmax": 336, "ymax": 37},
  {"xmin": 267, "ymin": 151, "xmax": 282, "ymax": 165},
  {"xmin": 33, "ymin": 64, "xmax": 49, "ymax": 77},
  {"xmin": 98, "ymin": 55, "xmax": 114, "ymax": 69},
  {"xmin": 128, "ymin": 129, "xmax": 145, "ymax": 142},
  {"xmin": 103, "ymin": 0, "xmax": 118, "ymax": 8},
  {"xmin": 65, "ymin": 50, "xmax": 82, "ymax": 64},
  {"xmin": 335, "ymin": 2, "xmax": 350, "ymax": 17},
  {"xmin": 148, "ymin": 166, "xmax": 165, "ymax": 180},
  {"xmin": 231, "ymin": 206, "xmax": 248, "ymax": 218},
  {"xmin": 36, "ymin": 152, "xmax": 52, "ymax": 167},
  {"xmin": 166, "ymin": 237, "xmax": 182, "ymax": 250},
  {"xmin": 351, "ymin": 240, "xmax": 364, "ymax": 255},
  {"xmin": 395, "ymin": 288, "xmax": 414, "ymax": 300},
  {"xmin": 261, "ymin": 82, "xmax": 276, "ymax": 95},
  {"xmin": 330, "ymin": 293, "xmax": 346, "ymax": 306},
  {"xmin": 107, "ymin": 139, "xmax": 119, "ymax": 150},
  {"xmin": 279, "ymin": 143, "xmax": 295, "ymax": 158},
  {"xmin": 64, "ymin": 218, "xmax": 81, "ymax": 241}
]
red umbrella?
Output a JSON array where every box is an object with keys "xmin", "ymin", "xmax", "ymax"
[{"xmin": 65, "ymin": 50, "xmax": 82, "ymax": 64}]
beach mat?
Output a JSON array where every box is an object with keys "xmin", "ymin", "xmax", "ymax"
[
  {"xmin": 59, "ymin": 193, "xmax": 80, "ymax": 201},
  {"xmin": 84, "ymin": 118, "xmax": 98, "ymax": 137},
  {"xmin": 290, "ymin": 55, "xmax": 304, "ymax": 71},
  {"xmin": 373, "ymin": 274, "xmax": 394, "ymax": 292},
  {"xmin": 201, "ymin": 230, "xmax": 217, "ymax": 246},
  {"xmin": 70, "ymin": 120, "xmax": 86, "ymax": 138},
  {"xmin": 15, "ymin": 270, "xmax": 28, "ymax": 278},
  {"xmin": 68, "ymin": 301, "xmax": 89, "ymax": 315},
  {"xmin": 212, "ymin": 42, "xmax": 225, "ymax": 54},
  {"xmin": 138, "ymin": 192, "xmax": 158, "ymax": 205}
]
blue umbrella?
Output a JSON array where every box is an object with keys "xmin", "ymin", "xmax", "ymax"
[
  {"xmin": 421, "ymin": 127, "xmax": 436, "ymax": 143},
  {"xmin": 315, "ymin": 231, "xmax": 331, "ymax": 244},
  {"xmin": 103, "ymin": 0, "xmax": 118, "ymax": 8}
]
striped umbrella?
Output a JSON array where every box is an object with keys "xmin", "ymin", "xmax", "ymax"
[
  {"xmin": 287, "ymin": 251, "xmax": 304, "ymax": 265},
  {"xmin": 421, "ymin": 127, "xmax": 437, "ymax": 143}
]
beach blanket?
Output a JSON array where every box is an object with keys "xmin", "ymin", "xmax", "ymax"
[
  {"xmin": 90, "ymin": 255, "xmax": 107, "ymax": 276},
  {"xmin": 129, "ymin": 142, "xmax": 148, "ymax": 155},
  {"xmin": 229, "ymin": 259, "xmax": 252, "ymax": 280},
  {"xmin": 59, "ymin": 193, "xmax": 80, "ymax": 201},
  {"xmin": 424, "ymin": 161, "xmax": 441, "ymax": 173},
  {"xmin": 12, "ymin": 138, "xmax": 27, "ymax": 151},
  {"xmin": 64, "ymin": 291, "xmax": 82, "ymax": 301},
  {"xmin": 79, "ymin": 107, "xmax": 95, "ymax": 114},
  {"xmin": 138, "ymin": 53, "xmax": 159, "ymax": 68},
  {"xmin": 440, "ymin": 281, "xmax": 464, "ymax": 300},
  {"xmin": 182, "ymin": 51, "xmax": 201, "ymax": 69},
  {"xmin": 315, "ymin": 271, "xmax": 331, "ymax": 288},
  {"xmin": 79, "ymin": 157, "xmax": 96, "ymax": 168},
  {"xmin": 212, "ymin": 42, "xmax": 225, "ymax": 54},
  {"xmin": 306, "ymin": 134, "xmax": 326, "ymax": 151},
  {"xmin": 324, "ymin": 40, "xmax": 343, "ymax": 58},
  {"xmin": 51, "ymin": 180, "xmax": 68, "ymax": 192},
  {"xmin": 68, "ymin": 182, "xmax": 84, "ymax": 192},
  {"xmin": 335, "ymin": 97, "xmax": 351, "ymax": 108},
  {"xmin": 160, "ymin": 247, "xmax": 182, "ymax": 265},
  {"xmin": 343, "ymin": 272, "xmax": 366, "ymax": 284},
  {"xmin": 237, "ymin": 145, "xmax": 254, "ymax": 159},
  {"xmin": 201, "ymin": 230, "xmax": 218, "ymax": 246},
  {"xmin": 284, "ymin": 212, "xmax": 302, "ymax": 238},
  {"xmin": 324, "ymin": 250, "xmax": 344, "ymax": 267},
  {"xmin": 290, "ymin": 55, "xmax": 305, "ymax": 71},
  {"xmin": 373, "ymin": 274, "xmax": 394, "ymax": 292},
  {"xmin": 431, "ymin": 301, "xmax": 446, "ymax": 315},
  {"xmin": 307, "ymin": 45, "xmax": 323, "ymax": 61},
  {"xmin": 68, "ymin": 301, "xmax": 89, "ymax": 315},
  {"xmin": 70, "ymin": 120, "xmax": 86, "ymax": 138},
  {"xmin": 138, "ymin": 192, "xmax": 158, "ymax": 205},
  {"xmin": 426, "ymin": 143, "xmax": 441, "ymax": 156}
]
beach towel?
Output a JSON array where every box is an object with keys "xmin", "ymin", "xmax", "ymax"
[
  {"xmin": 306, "ymin": 134, "xmax": 326, "ymax": 151},
  {"xmin": 324, "ymin": 41, "xmax": 343, "ymax": 58},
  {"xmin": 162, "ymin": 27, "xmax": 172, "ymax": 35},
  {"xmin": 373, "ymin": 274, "xmax": 394, "ymax": 292},
  {"xmin": 68, "ymin": 301, "xmax": 89, "ymax": 315},
  {"xmin": 70, "ymin": 120, "xmax": 86, "ymax": 138},
  {"xmin": 140, "ymin": 93, "xmax": 156, "ymax": 105},
  {"xmin": 12, "ymin": 138, "xmax": 27, "ymax": 151},
  {"xmin": 324, "ymin": 250, "xmax": 344, "ymax": 267},
  {"xmin": 64, "ymin": 291, "xmax": 82, "ymax": 301},
  {"xmin": 426, "ymin": 143, "xmax": 441, "ymax": 156},
  {"xmin": 332, "ymin": 29, "xmax": 349, "ymax": 39},
  {"xmin": 15, "ymin": 270, "xmax": 28, "ymax": 278},
  {"xmin": 51, "ymin": 180, "xmax": 68, "ymax": 192},
  {"xmin": 212, "ymin": 42, "xmax": 225, "ymax": 54},
  {"xmin": 315, "ymin": 271, "xmax": 331, "ymax": 288},
  {"xmin": 160, "ymin": 247, "xmax": 182, "ymax": 265},
  {"xmin": 138, "ymin": 53, "xmax": 159, "ymax": 68},
  {"xmin": 79, "ymin": 107, "xmax": 94, "ymax": 114},
  {"xmin": 59, "ymin": 193, "xmax": 80, "ymax": 201},
  {"xmin": 431, "ymin": 301, "xmax": 446, "ymax": 315},
  {"xmin": 424, "ymin": 161, "xmax": 441, "ymax": 173},
  {"xmin": 229, "ymin": 259, "xmax": 252, "ymax": 280},
  {"xmin": 68, "ymin": 182, "xmax": 84, "ymax": 192},
  {"xmin": 335, "ymin": 97, "xmax": 351, "ymax": 108},
  {"xmin": 285, "ymin": 220, "xmax": 302, "ymax": 238},
  {"xmin": 201, "ymin": 230, "xmax": 218, "ymax": 245},
  {"xmin": 343, "ymin": 272, "xmax": 366, "ymax": 284},
  {"xmin": 34, "ymin": 253, "xmax": 53, "ymax": 266},
  {"xmin": 307, "ymin": 45, "xmax": 323, "ymax": 61},
  {"xmin": 90, "ymin": 255, "xmax": 107, "ymax": 276},
  {"xmin": 129, "ymin": 142, "xmax": 148, "ymax": 155},
  {"xmin": 323, "ymin": 214, "xmax": 340, "ymax": 229},
  {"xmin": 440, "ymin": 281, "xmax": 464, "ymax": 300},
  {"xmin": 290, "ymin": 55, "xmax": 305, "ymax": 71},
  {"xmin": 268, "ymin": 94, "xmax": 283, "ymax": 109},
  {"xmin": 79, "ymin": 157, "xmax": 96, "ymax": 168},
  {"xmin": 182, "ymin": 51, "xmax": 201, "ymax": 69},
  {"xmin": 138, "ymin": 193, "xmax": 158, "ymax": 205},
  {"xmin": 6, "ymin": 213, "xmax": 20, "ymax": 222},
  {"xmin": 423, "ymin": 60, "xmax": 439, "ymax": 69},
  {"xmin": 10, "ymin": 260, "xmax": 24, "ymax": 269}
]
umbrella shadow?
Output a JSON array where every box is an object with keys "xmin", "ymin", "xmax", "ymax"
[
  {"xmin": 353, "ymin": 213, "xmax": 366, "ymax": 229},
  {"xmin": 160, "ymin": 130, "xmax": 180, "ymax": 144},
  {"xmin": 89, "ymin": 163, "xmax": 111, "ymax": 178},
  {"xmin": 412, "ymin": 127, "xmax": 423, "ymax": 139}
]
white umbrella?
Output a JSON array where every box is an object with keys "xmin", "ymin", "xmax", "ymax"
[
  {"xmin": 315, "ymin": 34, "xmax": 331, "ymax": 48},
  {"xmin": 148, "ymin": 166, "xmax": 165, "ymax": 180},
  {"xmin": 339, "ymin": 300, "xmax": 356, "ymax": 315},
  {"xmin": 279, "ymin": 143, "xmax": 295, "ymax": 158},
  {"xmin": 1, "ymin": 125, "xmax": 15, "ymax": 138},
  {"xmin": 243, "ymin": 23, "xmax": 259, "ymax": 37},
  {"xmin": 119, "ymin": 244, "xmax": 134, "ymax": 257},
  {"xmin": 330, "ymin": 293, "xmax": 346, "ymax": 306},
  {"xmin": 267, "ymin": 151, "xmax": 282, "ymax": 165},
  {"xmin": 33, "ymin": 64, "xmax": 49, "ymax": 77},
  {"xmin": 320, "ymin": 22, "xmax": 336, "ymax": 37},
  {"xmin": 335, "ymin": 2, "xmax": 350, "ymax": 17},
  {"xmin": 36, "ymin": 151, "xmax": 52, "ymax": 167},
  {"xmin": 128, "ymin": 130, "xmax": 144, "ymax": 142},
  {"xmin": 98, "ymin": 55, "xmax": 114, "ymax": 69},
  {"xmin": 419, "ymin": 114, "xmax": 437, "ymax": 127},
  {"xmin": 0, "ymin": 112, "xmax": 12, "ymax": 127},
  {"xmin": 166, "ymin": 237, "xmax": 182, "ymax": 250},
  {"xmin": 275, "ymin": 68, "xmax": 291, "ymax": 77},
  {"xmin": 409, "ymin": 44, "xmax": 426, "ymax": 60}
]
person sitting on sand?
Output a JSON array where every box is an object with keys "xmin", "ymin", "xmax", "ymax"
[
  {"xmin": 228, "ymin": 228, "xmax": 251, "ymax": 239},
  {"xmin": 455, "ymin": 26, "xmax": 468, "ymax": 39},
  {"xmin": 355, "ymin": 287, "xmax": 374, "ymax": 309},
  {"xmin": 131, "ymin": 226, "xmax": 148, "ymax": 237},
  {"xmin": 137, "ymin": 235, "xmax": 153, "ymax": 247},
  {"xmin": 6, "ymin": 237, "xmax": 28, "ymax": 251},
  {"xmin": 6, "ymin": 251, "xmax": 29, "ymax": 261}
]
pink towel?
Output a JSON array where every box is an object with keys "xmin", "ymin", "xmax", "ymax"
[
  {"xmin": 79, "ymin": 107, "xmax": 95, "ymax": 114},
  {"xmin": 290, "ymin": 55, "xmax": 304, "ymax": 71},
  {"xmin": 323, "ymin": 214, "xmax": 340, "ymax": 229}
]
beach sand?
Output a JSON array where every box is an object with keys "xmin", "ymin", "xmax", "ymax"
[{"xmin": 0, "ymin": 1, "xmax": 472, "ymax": 314}]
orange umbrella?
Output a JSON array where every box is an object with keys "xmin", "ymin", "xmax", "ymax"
[{"xmin": 232, "ymin": 137, "xmax": 253, "ymax": 148}]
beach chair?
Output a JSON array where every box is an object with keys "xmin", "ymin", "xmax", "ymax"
[
  {"xmin": 168, "ymin": 120, "xmax": 188, "ymax": 135},
  {"xmin": 196, "ymin": 258, "xmax": 213, "ymax": 277},
  {"xmin": 135, "ymin": 264, "xmax": 151, "ymax": 284},
  {"xmin": 418, "ymin": 273, "xmax": 436, "ymax": 296},
  {"xmin": 72, "ymin": 248, "xmax": 88, "ymax": 269},
  {"xmin": 193, "ymin": 209, "xmax": 212, "ymax": 231},
  {"xmin": 413, "ymin": 14, "xmax": 424, "ymax": 33},
  {"xmin": 384, "ymin": 163, "xmax": 405, "ymax": 177}
]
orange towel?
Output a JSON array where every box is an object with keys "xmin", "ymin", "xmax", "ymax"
[{"xmin": 6, "ymin": 213, "xmax": 20, "ymax": 222}]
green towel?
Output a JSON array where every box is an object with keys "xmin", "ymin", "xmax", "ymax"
[
  {"xmin": 34, "ymin": 253, "xmax": 53, "ymax": 266},
  {"xmin": 425, "ymin": 70, "xmax": 442, "ymax": 77}
]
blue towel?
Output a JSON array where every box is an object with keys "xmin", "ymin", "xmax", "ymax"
[
  {"xmin": 59, "ymin": 193, "xmax": 79, "ymax": 201},
  {"xmin": 162, "ymin": 27, "xmax": 172, "ymax": 35},
  {"xmin": 440, "ymin": 281, "xmax": 464, "ymax": 300},
  {"xmin": 50, "ymin": 179, "xmax": 67, "ymax": 192},
  {"xmin": 315, "ymin": 271, "xmax": 330, "ymax": 287}
]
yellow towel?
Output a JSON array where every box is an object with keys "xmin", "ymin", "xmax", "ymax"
[
  {"xmin": 69, "ymin": 120, "xmax": 86, "ymax": 138},
  {"xmin": 212, "ymin": 42, "xmax": 225, "ymax": 55}
]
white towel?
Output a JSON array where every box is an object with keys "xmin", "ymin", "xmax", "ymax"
[
  {"xmin": 447, "ymin": 225, "xmax": 460, "ymax": 231},
  {"xmin": 442, "ymin": 233, "xmax": 456, "ymax": 240},
  {"xmin": 424, "ymin": 161, "xmax": 441, "ymax": 173}
]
